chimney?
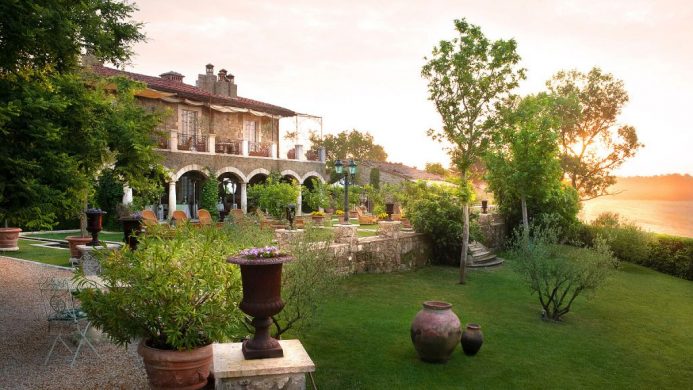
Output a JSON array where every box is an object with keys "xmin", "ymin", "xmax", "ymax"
[
  {"xmin": 218, "ymin": 68, "xmax": 228, "ymax": 81},
  {"xmin": 159, "ymin": 71, "xmax": 185, "ymax": 82},
  {"xmin": 206, "ymin": 63, "xmax": 214, "ymax": 75}
]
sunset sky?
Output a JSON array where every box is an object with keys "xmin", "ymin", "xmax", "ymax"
[{"xmin": 125, "ymin": 0, "xmax": 692, "ymax": 176}]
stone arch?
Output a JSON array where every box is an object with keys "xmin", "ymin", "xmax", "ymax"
[
  {"xmin": 173, "ymin": 164, "xmax": 208, "ymax": 181},
  {"xmin": 302, "ymin": 171, "xmax": 325, "ymax": 184},
  {"xmin": 215, "ymin": 167, "xmax": 247, "ymax": 183},
  {"xmin": 280, "ymin": 169, "xmax": 301, "ymax": 183},
  {"xmin": 246, "ymin": 168, "xmax": 270, "ymax": 183}
]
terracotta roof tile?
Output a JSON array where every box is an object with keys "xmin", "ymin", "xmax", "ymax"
[
  {"xmin": 90, "ymin": 65, "xmax": 295, "ymax": 117},
  {"xmin": 365, "ymin": 161, "xmax": 445, "ymax": 181}
]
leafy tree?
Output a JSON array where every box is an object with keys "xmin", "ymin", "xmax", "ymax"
[
  {"xmin": 247, "ymin": 178, "xmax": 300, "ymax": 220},
  {"xmin": 485, "ymin": 94, "xmax": 563, "ymax": 235},
  {"xmin": 369, "ymin": 168, "xmax": 380, "ymax": 189},
  {"xmin": 546, "ymin": 67, "xmax": 643, "ymax": 200},
  {"xmin": 309, "ymin": 129, "xmax": 387, "ymax": 182},
  {"xmin": 424, "ymin": 162, "xmax": 447, "ymax": 177},
  {"xmin": 0, "ymin": 72, "xmax": 163, "ymax": 229},
  {"xmin": 0, "ymin": 0, "xmax": 144, "ymax": 74},
  {"xmin": 301, "ymin": 179, "xmax": 329, "ymax": 212},
  {"xmin": 94, "ymin": 168, "xmax": 125, "ymax": 230},
  {"xmin": 422, "ymin": 18, "xmax": 525, "ymax": 283}
]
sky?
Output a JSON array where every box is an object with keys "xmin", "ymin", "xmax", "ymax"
[{"xmin": 125, "ymin": 0, "xmax": 693, "ymax": 176}]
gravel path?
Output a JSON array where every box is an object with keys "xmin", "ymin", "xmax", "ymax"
[{"xmin": 0, "ymin": 256, "xmax": 148, "ymax": 389}]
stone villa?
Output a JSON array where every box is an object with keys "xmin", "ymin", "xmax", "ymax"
[{"xmin": 89, "ymin": 62, "xmax": 326, "ymax": 218}]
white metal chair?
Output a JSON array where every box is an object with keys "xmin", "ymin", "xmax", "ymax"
[{"xmin": 38, "ymin": 277, "xmax": 99, "ymax": 367}]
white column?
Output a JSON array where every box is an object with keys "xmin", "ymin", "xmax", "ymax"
[
  {"xmin": 296, "ymin": 190, "xmax": 303, "ymax": 216},
  {"xmin": 271, "ymin": 142, "xmax": 277, "ymax": 159},
  {"xmin": 170, "ymin": 130, "xmax": 178, "ymax": 151},
  {"xmin": 122, "ymin": 185, "xmax": 133, "ymax": 206},
  {"xmin": 240, "ymin": 182, "xmax": 248, "ymax": 214},
  {"xmin": 208, "ymin": 133, "xmax": 216, "ymax": 154},
  {"xmin": 242, "ymin": 140, "xmax": 249, "ymax": 156},
  {"xmin": 319, "ymin": 147, "xmax": 326, "ymax": 163},
  {"xmin": 168, "ymin": 181, "xmax": 177, "ymax": 219}
]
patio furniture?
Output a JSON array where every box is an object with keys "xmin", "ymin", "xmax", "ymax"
[
  {"xmin": 197, "ymin": 209, "xmax": 213, "ymax": 226},
  {"xmin": 39, "ymin": 277, "xmax": 99, "ymax": 367},
  {"xmin": 356, "ymin": 207, "xmax": 377, "ymax": 225},
  {"xmin": 172, "ymin": 210, "xmax": 188, "ymax": 225},
  {"xmin": 142, "ymin": 210, "xmax": 158, "ymax": 227}
]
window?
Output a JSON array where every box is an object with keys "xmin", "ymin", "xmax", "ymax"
[
  {"xmin": 244, "ymin": 120, "xmax": 258, "ymax": 143},
  {"xmin": 181, "ymin": 110, "xmax": 198, "ymax": 137}
]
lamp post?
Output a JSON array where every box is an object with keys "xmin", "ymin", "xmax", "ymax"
[{"xmin": 334, "ymin": 159, "xmax": 357, "ymax": 224}]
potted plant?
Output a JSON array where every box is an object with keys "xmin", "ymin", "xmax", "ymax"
[
  {"xmin": 227, "ymin": 246, "xmax": 293, "ymax": 359},
  {"xmin": 311, "ymin": 210, "xmax": 326, "ymax": 225},
  {"xmin": 76, "ymin": 224, "xmax": 244, "ymax": 389}
]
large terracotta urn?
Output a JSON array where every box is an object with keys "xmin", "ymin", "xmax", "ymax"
[
  {"xmin": 66, "ymin": 236, "xmax": 92, "ymax": 258},
  {"xmin": 410, "ymin": 301, "xmax": 461, "ymax": 363},
  {"xmin": 0, "ymin": 227, "xmax": 22, "ymax": 251},
  {"xmin": 137, "ymin": 340, "xmax": 212, "ymax": 390},
  {"xmin": 227, "ymin": 255, "xmax": 293, "ymax": 359}
]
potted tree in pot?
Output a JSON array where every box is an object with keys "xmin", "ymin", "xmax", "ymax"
[{"xmin": 75, "ymin": 224, "xmax": 245, "ymax": 389}]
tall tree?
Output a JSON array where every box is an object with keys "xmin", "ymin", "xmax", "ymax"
[
  {"xmin": 0, "ymin": 0, "xmax": 144, "ymax": 74},
  {"xmin": 422, "ymin": 18, "xmax": 525, "ymax": 283},
  {"xmin": 546, "ymin": 67, "xmax": 643, "ymax": 200},
  {"xmin": 485, "ymin": 94, "xmax": 563, "ymax": 235},
  {"xmin": 309, "ymin": 129, "xmax": 388, "ymax": 182},
  {"xmin": 424, "ymin": 162, "xmax": 447, "ymax": 177}
]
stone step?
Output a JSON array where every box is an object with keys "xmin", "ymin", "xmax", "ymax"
[
  {"xmin": 468, "ymin": 257, "xmax": 504, "ymax": 268},
  {"xmin": 471, "ymin": 252, "xmax": 496, "ymax": 263},
  {"xmin": 470, "ymin": 249, "xmax": 490, "ymax": 257}
]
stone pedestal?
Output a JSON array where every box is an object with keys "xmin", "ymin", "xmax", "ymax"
[
  {"xmin": 77, "ymin": 243, "xmax": 120, "ymax": 275},
  {"xmin": 275, "ymin": 229, "xmax": 304, "ymax": 252},
  {"xmin": 378, "ymin": 221, "xmax": 402, "ymax": 239},
  {"xmin": 213, "ymin": 340, "xmax": 315, "ymax": 390},
  {"xmin": 333, "ymin": 224, "xmax": 358, "ymax": 246}
]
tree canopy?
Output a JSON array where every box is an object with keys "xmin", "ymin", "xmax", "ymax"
[
  {"xmin": 424, "ymin": 162, "xmax": 447, "ymax": 177},
  {"xmin": 310, "ymin": 129, "xmax": 387, "ymax": 165},
  {"xmin": 421, "ymin": 18, "xmax": 525, "ymax": 283},
  {"xmin": 546, "ymin": 67, "xmax": 643, "ymax": 200},
  {"xmin": 0, "ymin": 0, "xmax": 144, "ymax": 74}
]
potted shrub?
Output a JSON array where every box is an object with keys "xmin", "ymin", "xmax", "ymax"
[
  {"xmin": 311, "ymin": 210, "xmax": 326, "ymax": 225},
  {"xmin": 75, "ymin": 224, "xmax": 244, "ymax": 389}
]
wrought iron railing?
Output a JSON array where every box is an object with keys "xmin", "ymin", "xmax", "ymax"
[
  {"xmin": 178, "ymin": 134, "xmax": 208, "ymax": 152},
  {"xmin": 248, "ymin": 141, "xmax": 271, "ymax": 157},
  {"xmin": 215, "ymin": 139, "xmax": 242, "ymax": 155}
]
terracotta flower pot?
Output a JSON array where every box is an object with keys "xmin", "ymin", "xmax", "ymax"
[
  {"xmin": 410, "ymin": 301, "xmax": 461, "ymax": 363},
  {"xmin": 66, "ymin": 236, "xmax": 92, "ymax": 258},
  {"xmin": 137, "ymin": 340, "xmax": 213, "ymax": 390},
  {"xmin": 311, "ymin": 215, "xmax": 325, "ymax": 225},
  {"xmin": 461, "ymin": 323, "xmax": 484, "ymax": 356},
  {"xmin": 0, "ymin": 227, "xmax": 22, "ymax": 251},
  {"xmin": 227, "ymin": 255, "xmax": 293, "ymax": 359}
]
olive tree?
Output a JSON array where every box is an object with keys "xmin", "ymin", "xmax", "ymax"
[{"xmin": 422, "ymin": 18, "xmax": 525, "ymax": 283}]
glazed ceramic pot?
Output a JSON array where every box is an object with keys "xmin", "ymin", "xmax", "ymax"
[
  {"xmin": 410, "ymin": 301, "xmax": 461, "ymax": 363},
  {"xmin": 461, "ymin": 323, "xmax": 484, "ymax": 356}
]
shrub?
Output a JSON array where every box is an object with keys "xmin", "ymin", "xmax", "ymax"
[
  {"xmin": 586, "ymin": 212, "xmax": 652, "ymax": 268},
  {"xmin": 510, "ymin": 224, "xmax": 614, "ymax": 321},
  {"xmin": 302, "ymin": 179, "xmax": 329, "ymax": 212},
  {"xmin": 247, "ymin": 178, "xmax": 300, "ymax": 219},
  {"xmin": 93, "ymin": 168, "xmax": 124, "ymax": 230},
  {"xmin": 407, "ymin": 184, "xmax": 481, "ymax": 265},
  {"xmin": 646, "ymin": 235, "xmax": 693, "ymax": 280},
  {"xmin": 199, "ymin": 171, "xmax": 220, "ymax": 221}
]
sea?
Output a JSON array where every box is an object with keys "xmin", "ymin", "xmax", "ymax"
[{"xmin": 580, "ymin": 199, "xmax": 693, "ymax": 238}]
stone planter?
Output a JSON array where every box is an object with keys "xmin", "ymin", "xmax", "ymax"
[
  {"xmin": 138, "ymin": 340, "xmax": 213, "ymax": 390},
  {"xmin": 410, "ymin": 301, "xmax": 461, "ymax": 363},
  {"xmin": 461, "ymin": 323, "xmax": 484, "ymax": 356},
  {"xmin": 227, "ymin": 255, "xmax": 293, "ymax": 359},
  {"xmin": 0, "ymin": 227, "xmax": 22, "ymax": 251},
  {"xmin": 311, "ymin": 215, "xmax": 325, "ymax": 225}
]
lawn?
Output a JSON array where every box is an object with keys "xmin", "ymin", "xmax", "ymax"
[
  {"xmin": 6, "ymin": 239, "xmax": 74, "ymax": 267},
  {"xmin": 24, "ymin": 231, "xmax": 124, "ymax": 242},
  {"xmin": 299, "ymin": 259, "xmax": 693, "ymax": 389}
]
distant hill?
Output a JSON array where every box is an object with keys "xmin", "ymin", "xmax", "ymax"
[{"xmin": 607, "ymin": 174, "xmax": 693, "ymax": 201}]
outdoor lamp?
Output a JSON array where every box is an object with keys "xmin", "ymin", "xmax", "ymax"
[
  {"xmin": 334, "ymin": 159, "xmax": 343, "ymax": 174},
  {"xmin": 348, "ymin": 159, "xmax": 357, "ymax": 175}
]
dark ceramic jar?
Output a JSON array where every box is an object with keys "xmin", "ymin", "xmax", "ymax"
[
  {"xmin": 461, "ymin": 323, "xmax": 484, "ymax": 356},
  {"xmin": 410, "ymin": 301, "xmax": 461, "ymax": 363}
]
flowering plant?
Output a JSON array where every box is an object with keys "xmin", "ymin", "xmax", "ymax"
[
  {"xmin": 238, "ymin": 246, "xmax": 285, "ymax": 259},
  {"xmin": 377, "ymin": 212, "xmax": 388, "ymax": 220},
  {"xmin": 311, "ymin": 211, "xmax": 325, "ymax": 217},
  {"xmin": 335, "ymin": 210, "xmax": 345, "ymax": 216}
]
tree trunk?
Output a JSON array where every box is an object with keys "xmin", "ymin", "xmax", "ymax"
[
  {"xmin": 521, "ymin": 195, "xmax": 529, "ymax": 237},
  {"xmin": 80, "ymin": 198, "xmax": 88, "ymax": 237},
  {"xmin": 459, "ymin": 202, "xmax": 469, "ymax": 284}
]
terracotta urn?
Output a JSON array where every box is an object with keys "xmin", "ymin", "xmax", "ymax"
[
  {"xmin": 227, "ymin": 255, "xmax": 293, "ymax": 359},
  {"xmin": 85, "ymin": 208, "xmax": 106, "ymax": 246},
  {"xmin": 66, "ymin": 236, "xmax": 92, "ymax": 258},
  {"xmin": 461, "ymin": 323, "xmax": 484, "ymax": 356},
  {"xmin": 138, "ymin": 340, "xmax": 212, "ymax": 390},
  {"xmin": 0, "ymin": 227, "xmax": 22, "ymax": 251},
  {"xmin": 311, "ymin": 215, "xmax": 325, "ymax": 225},
  {"xmin": 410, "ymin": 301, "xmax": 461, "ymax": 363}
]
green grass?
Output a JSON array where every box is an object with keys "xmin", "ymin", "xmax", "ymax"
[
  {"xmin": 299, "ymin": 258, "xmax": 693, "ymax": 389},
  {"xmin": 5, "ymin": 239, "xmax": 73, "ymax": 267},
  {"xmin": 25, "ymin": 231, "xmax": 124, "ymax": 242}
]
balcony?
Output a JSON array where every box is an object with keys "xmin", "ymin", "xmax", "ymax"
[
  {"xmin": 177, "ymin": 134, "xmax": 208, "ymax": 152},
  {"xmin": 215, "ymin": 138, "xmax": 242, "ymax": 155}
]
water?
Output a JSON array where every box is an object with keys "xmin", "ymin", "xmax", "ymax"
[{"xmin": 580, "ymin": 199, "xmax": 693, "ymax": 238}]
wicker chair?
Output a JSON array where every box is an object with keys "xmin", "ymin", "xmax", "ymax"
[
  {"xmin": 171, "ymin": 210, "xmax": 188, "ymax": 225},
  {"xmin": 197, "ymin": 209, "xmax": 213, "ymax": 226},
  {"xmin": 356, "ymin": 207, "xmax": 377, "ymax": 225}
]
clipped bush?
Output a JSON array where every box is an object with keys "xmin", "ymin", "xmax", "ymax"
[{"xmin": 645, "ymin": 235, "xmax": 693, "ymax": 280}]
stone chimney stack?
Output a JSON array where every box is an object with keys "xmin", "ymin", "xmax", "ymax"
[
  {"xmin": 196, "ymin": 63, "xmax": 238, "ymax": 98},
  {"xmin": 159, "ymin": 71, "xmax": 185, "ymax": 82}
]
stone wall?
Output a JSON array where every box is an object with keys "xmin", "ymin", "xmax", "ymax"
[
  {"xmin": 478, "ymin": 213, "xmax": 506, "ymax": 250},
  {"xmin": 330, "ymin": 232, "xmax": 431, "ymax": 275}
]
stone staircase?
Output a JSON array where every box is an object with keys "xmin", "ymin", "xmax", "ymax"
[{"xmin": 467, "ymin": 241, "xmax": 504, "ymax": 268}]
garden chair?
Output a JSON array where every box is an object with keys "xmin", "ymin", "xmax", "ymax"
[
  {"xmin": 171, "ymin": 210, "xmax": 188, "ymax": 225},
  {"xmin": 38, "ymin": 277, "xmax": 99, "ymax": 367},
  {"xmin": 141, "ymin": 209, "xmax": 158, "ymax": 227},
  {"xmin": 197, "ymin": 209, "xmax": 213, "ymax": 226},
  {"xmin": 356, "ymin": 207, "xmax": 377, "ymax": 225}
]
